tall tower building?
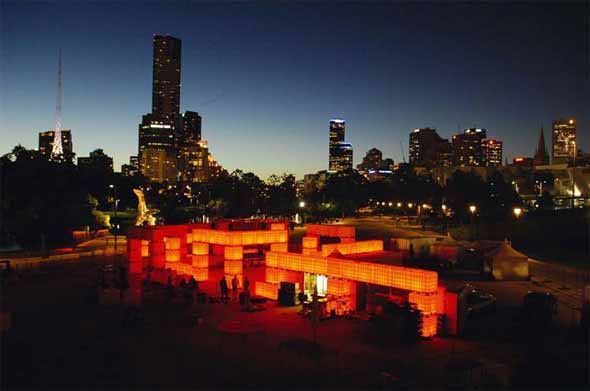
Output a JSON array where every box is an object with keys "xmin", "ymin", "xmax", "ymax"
[
  {"xmin": 51, "ymin": 50, "xmax": 64, "ymax": 158},
  {"xmin": 329, "ymin": 119, "xmax": 352, "ymax": 172},
  {"xmin": 533, "ymin": 127, "xmax": 549, "ymax": 166},
  {"xmin": 551, "ymin": 118, "xmax": 576, "ymax": 165},
  {"xmin": 139, "ymin": 35, "xmax": 182, "ymax": 183},
  {"xmin": 152, "ymin": 35, "xmax": 181, "ymax": 126},
  {"xmin": 179, "ymin": 111, "xmax": 202, "ymax": 143},
  {"xmin": 452, "ymin": 128, "xmax": 487, "ymax": 166},
  {"xmin": 482, "ymin": 139, "xmax": 503, "ymax": 167},
  {"xmin": 409, "ymin": 128, "xmax": 451, "ymax": 167}
]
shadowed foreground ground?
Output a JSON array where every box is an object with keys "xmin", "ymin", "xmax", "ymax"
[{"xmin": 2, "ymin": 258, "xmax": 587, "ymax": 389}]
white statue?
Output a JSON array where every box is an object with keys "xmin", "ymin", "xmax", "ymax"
[{"xmin": 133, "ymin": 189, "xmax": 158, "ymax": 226}]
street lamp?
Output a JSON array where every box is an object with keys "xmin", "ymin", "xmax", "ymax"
[
  {"xmin": 408, "ymin": 202, "xmax": 413, "ymax": 208},
  {"xmin": 397, "ymin": 202, "xmax": 402, "ymax": 208},
  {"xmin": 298, "ymin": 201, "xmax": 306, "ymax": 224},
  {"xmin": 513, "ymin": 207, "xmax": 522, "ymax": 219},
  {"xmin": 109, "ymin": 184, "xmax": 119, "ymax": 260},
  {"xmin": 468, "ymin": 205, "xmax": 477, "ymax": 241}
]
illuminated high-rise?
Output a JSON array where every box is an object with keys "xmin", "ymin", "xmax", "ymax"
[
  {"xmin": 139, "ymin": 35, "xmax": 182, "ymax": 183},
  {"xmin": 452, "ymin": 128, "xmax": 487, "ymax": 166},
  {"xmin": 552, "ymin": 118, "xmax": 576, "ymax": 165},
  {"xmin": 482, "ymin": 139, "xmax": 502, "ymax": 167},
  {"xmin": 152, "ymin": 35, "xmax": 181, "ymax": 126},
  {"xmin": 139, "ymin": 114, "xmax": 177, "ymax": 183},
  {"xmin": 328, "ymin": 119, "xmax": 353, "ymax": 172},
  {"xmin": 409, "ymin": 128, "xmax": 451, "ymax": 167}
]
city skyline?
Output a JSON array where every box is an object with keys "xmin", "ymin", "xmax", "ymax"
[{"xmin": 1, "ymin": 2, "xmax": 588, "ymax": 178}]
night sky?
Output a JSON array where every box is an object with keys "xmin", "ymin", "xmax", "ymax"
[{"xmin": 1, "ymin": 1, "xmax": 588, "ymax": 178}]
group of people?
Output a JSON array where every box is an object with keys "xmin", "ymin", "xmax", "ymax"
[
  {"xmin": 166, "ymin": 275, "xmax": 199, "ymax": 304},
  {"xmin": 219, "ymin": 275, "xmax": 250, "ymax": 305}
]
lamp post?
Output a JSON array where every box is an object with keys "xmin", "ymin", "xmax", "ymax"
[
  {"xmin": 469, "ymin": 205, "xmax": 477, "ymax": 241},
  {"xmin": 442, "ymin": 204, "xmax": 448, "ymax": 234},
  {"xmin": 299, "ymin": 201, "xmax": 306, "ymax": 224},
  {"xmin": 512, "ymin": 206, "xmax": 522, "ymax": 242},
  {"xmin": 109, "ymin": 184, "xmax": 118, "ymax": 259},
  {"xmin": 572, "ymin": 141, "xmax": 577, "ymax": 209}
]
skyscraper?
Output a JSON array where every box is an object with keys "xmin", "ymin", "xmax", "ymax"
[
  {"xmin": 551, "ymin": 118, "xmax": 576, "ymax": 165},
  {"xmin": 452, "ymin": 128, "xmax": 487, "ymax": 166},
  {"xmin": 179, "ymin": 111, "xmax": 202, "ymax": 143},
  {"xmin": 139, "ymin": 35, "xmax": 182, "ymax": 183},
  {"xmin": 152, "ymin": 35, "xmax": 181, "ymax": 126},
  {"xmin": 533, "ymin": 127, "xmax": 549, "ymax": 166},
  {"xmin": 328, "ymin": 119, "xmax": 353, "ymax": 172},
  {"xmin": 139, "ymin": 113, "xmax": 177, "ymax": 183},
  {"xmin": 482, "ymin": 139, "xmax": 503, "ymax": 167},
  {"xmin": 409, "ymin": 128, "xmax": 451, "ymax": 167}
]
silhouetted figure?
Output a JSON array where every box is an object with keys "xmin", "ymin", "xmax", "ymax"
[
  {"xmin": 220, "ymin": 276, "xmax": 229, "ymax": 303},
  {"xmin": 409, "ymin": 244, "xmax": 415, "ymax": 262},
  {"xmin": 188, "ymin": 276, "xmax": 197, "ymax": 303},
  {"xmin": 231, "ymin": 275, "xmax": 239, "ymax": 301},
  {"xmin": 298, "ymin": 291, "xmax": 307, "ymax": 305},
  {"xmin": 166, "ymin": 275, "xmax": 174, "ymax": 302},
  {"xmin": 243, "ymin": 276, "xmax": 250, "ymax": 293}
]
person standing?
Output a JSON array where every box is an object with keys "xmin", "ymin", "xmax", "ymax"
[
  {"xmin": 243, "ymin": 276, "xmax": 250, "ymax": 293},
  {"xmin": 220, "ymin": 276, "xmax": 229, "ymax": 303},
  {"xmin": 231, "ymin": 275, "xmax": 239, "ymax": 302}
]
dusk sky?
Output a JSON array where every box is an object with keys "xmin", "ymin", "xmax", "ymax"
[{"xmin": 1, "ymin": 1, "xmax": 588, "ymax": 178}]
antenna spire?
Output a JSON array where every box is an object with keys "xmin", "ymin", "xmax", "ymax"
[{"xmin": 51, "ymin": 49, "xmax": 63, "ymax": 157}]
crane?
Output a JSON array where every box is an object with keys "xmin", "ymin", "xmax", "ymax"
[{"xmin": 400, "ymin": 141, "xmax": 406, "ymax": 163}]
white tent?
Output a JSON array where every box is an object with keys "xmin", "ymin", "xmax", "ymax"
[{"xmin": 483, "ymin": 240, "xmax": 529, "ymax": 280}]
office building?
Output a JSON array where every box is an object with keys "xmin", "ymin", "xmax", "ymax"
[
  {"xmin": 482, "ymin": 139, "xmax": 502, "ymax": 167},
  {"xmin": 78, "ymin": 149, "xmax": 114, "ymax": 174},
  {"xmin": 179, "ymin": 111, "xmax": 202, "ymax": 143},
  {"xmin": 357, "ymin": 148, "xmax": 395, "ymax": 179},
  {"xmin": 357, "ymin": 148, "xmax": 383, "ymax": 172},
  {"xmin": 552, "ymin": 118, "xmax": 576, "ymax": 165},
  {"xmin": 409, "ymin": 128, "xmax": 451, "ymax": 167},
  {"xmin": 177, "ymin": 140, "xmax": 210, "ymax": 182},
  {"xmin": 139, "ymin": 114, "xmax": 177, "ymax": 183},
  {"xmin": 122, "ymin": 156, "xmax": 139, "ymax": 177},
  {"xmin": 38, "ymin": 129, "xmax": 73, "ymax": 161},
  {"xmin": 152, "ymin": 35, "xmax": 181, "ymax": 126},
  {"xmin": 452, "ymin": 128, "xmax": 487, "ymax": 166},
  {"xmin": 138, "ymin": 34, "xmax": 182, "ymax": 183},
  {"xmin": 328, "ymin": 119, "xmax": 353, "ymax": 172}
]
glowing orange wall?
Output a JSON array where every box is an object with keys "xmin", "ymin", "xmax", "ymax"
[
  {"xmin": 255, "ymin": 281, "xmax": 278, "ymax": 300},
  {"xmin": 306, "ymin": 224, "xmax": 355, "ymax": 239},
  {"xmin": 192, "ymin": 228, "xmax": 288, "ymax": 246},
  {"xmin": 321, "ymin": 240, "xmax": 383, "ymax": 257},
  {"xmin": 266, "ymin": 251, "xmax": 438, "ymax": 293}
]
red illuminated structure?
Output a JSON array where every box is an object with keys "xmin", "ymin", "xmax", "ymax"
[
  {"xmin": 127, "ymin": 221, "xmax": 455, "ymax": 337},
  {"xmin": 127, "ymin": 219, "xmax": 289, "ymax": 283}
]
